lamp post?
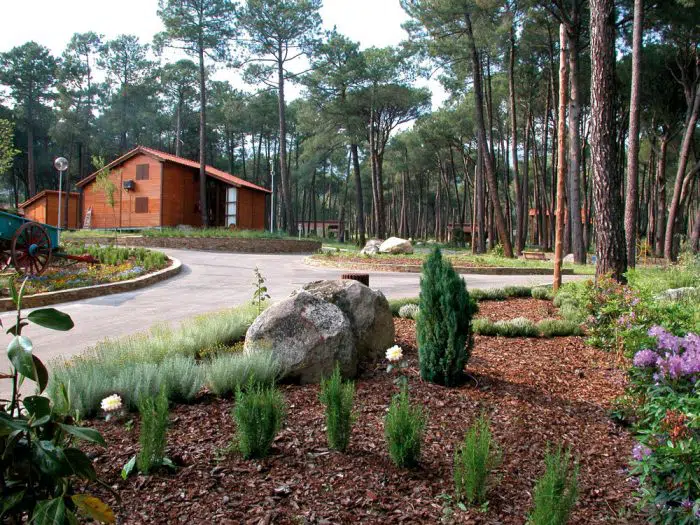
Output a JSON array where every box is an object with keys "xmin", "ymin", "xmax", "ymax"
[{"xmin": 54, "ymin": 157, "xmax": 68, "ymax": 244}]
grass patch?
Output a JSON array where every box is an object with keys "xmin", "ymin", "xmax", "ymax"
[
  {"xmin": 473, "ymin": 317, "xmax": 580, "ymax": 338},
  {"xmin": 48, "ymin": 303, "xmax": 262, "ymax": 417},
  {"xmin": 536, "ymin": 319, "xmax": 583, "ymax": 338},
  {"xmin": 205, "ymin": 351, "xmax": 280, "ymax": 397}
]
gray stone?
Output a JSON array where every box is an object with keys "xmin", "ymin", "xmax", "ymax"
[
  {"xmin": 379, "ymin": 237, "xmax": 414, "ymax": 254},
  {"xmin": 563, "ymin": 253, "xmax": 575, "ymax": 263},
  {"xmin": 244, "ymin": 291, "xmax": 356, "ymax": 383},
  {"xmin": 654, "ymin": 287, "xmax": 699, "ymax": 302},
  {"xmin": 298, "ymin": 279, "xmax": 395, "ymax": 361},
  {"xmin": 360, "ymin": 239, "xmax": 382, "ymax": 255}
]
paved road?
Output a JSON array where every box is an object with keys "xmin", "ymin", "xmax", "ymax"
[{"xmin": 2, "ymin": 248, "xmax": 582, "ymax": 371}]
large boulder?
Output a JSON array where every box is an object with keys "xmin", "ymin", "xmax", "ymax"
[
  {"xmin": 298, "ymin": 280, "xmax": 395, "ymax": 361},
  {"xmin": 379, "ymin": 237, "xmax": 413, "ymax": 254},
  {"xmin": 244, "ymin": 291, "xmax": 356, "ymax": 383},
  {"xmin": 360, "ymin": 239, "xmax": 382, "ymax": 255},
  {"xmin": 563, "ymin": 253, "xmax": 575, "ymax": 263}
]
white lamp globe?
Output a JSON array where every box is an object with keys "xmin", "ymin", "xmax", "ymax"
[{"xmin": 54, "ymin": 157, "xmax": 69, "ymax": 172}]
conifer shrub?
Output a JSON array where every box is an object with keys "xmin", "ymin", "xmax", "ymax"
[
  {"xmin": 529, "ymin": 445, "xmax": 579, "ymax": 525},
  {"xmin": 384, "ymin": 386, "xmax": 426, "ymax": 468},
  {"xmin": 454, "ymin": 415, "xmax": 502, "ymax": 506},
  {"xmin": 319, "ymin": 364, "xmax": 355, "ymax": 452},
  {"xmin": 136, "ymin": 388, "xmax": 170, "ymax": 474},
  {"xmin": 416, "ymin": 248, "xmax": 476, "ymax": 386},
  {"xmin": 233, "ymin": 380, "xmax": 286, "ymax": 459}
]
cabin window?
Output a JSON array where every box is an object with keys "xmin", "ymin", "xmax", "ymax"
[
  {"xmin": 135, "ymin": 164, "xmax": 149, "ymax": 180},
  {"xmin": 135, "ymin": 197, "xmax": 148, "ymax": 213},
  {"xmin": 225, "ymin": 187, "xmax": 237, "ymax": 227}
]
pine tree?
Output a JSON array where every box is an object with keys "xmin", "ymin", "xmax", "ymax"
[{"xmin": 416, "ymin": 248, "xmax": 475, "ymax": 386}]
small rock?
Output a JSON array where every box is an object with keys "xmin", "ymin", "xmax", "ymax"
[{"xmin": 273, "ymin": 485, "xmax": 292, "ymax": 497}]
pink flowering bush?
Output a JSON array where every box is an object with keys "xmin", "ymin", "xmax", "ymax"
[{"xmin": 629, "ymin": 327, "xmax": 700, "ymax": 523}]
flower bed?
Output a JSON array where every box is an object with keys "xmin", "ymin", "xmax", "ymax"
[
  {"xmin": 2, "ymin": 246, "xmax": 169, "ymax": 297},
  {"xmin": 76, "ymin": 317, "xmax": 640, "ymax": 523}
]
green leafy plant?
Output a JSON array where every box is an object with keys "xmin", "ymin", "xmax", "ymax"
[
  {"xmin": 416, "ymin": 248, "xmax": 476, "ymax": 386},
  {"xmin": 529, "ymin": 444, "xmax": 579, "ymax": 525},
  {"xmin": 503, "ymin": 285, "xmax": 533, "ymax": 298},
  {"xmin": 472, "ymin": 317, "xmax": 539, "ymax": 337},
  {"xmin": 454, "ymin": 415, "xmax": 502, "ymax": 506},
  {"xmin": 232, "ymin": 380, "xmax": 286, "ymax": 459},
  {"xmin": 0, "ymin": 279, "xmax": 114, "ymax": 524},
  {"xmin": 398, "ymin": 303, "xmax": 420, "ymax": 320},
  {"xmin": 92, "ymin": 155, "xmax": 119, "ymax": 212},
  {"xmin": 137, "ymin": 388, "xmax": 171, "ymax": 475},
  {"xmin": 531, "ymin": 287, "xmax": 553, "ymax": 300},
  {"xmin": 384, "ymin": 386, "xmax": 426, "ymax": 468},
  {"xmin": 319, "ymin": 364, "xmax": 355, "ymax": 452},
  {"xmin": 251, "ymin": 266, "xmax": 271, "ymax": 315}
]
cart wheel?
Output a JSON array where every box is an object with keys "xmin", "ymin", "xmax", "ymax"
[
  {"xmin": 11, "ymin": 222, "xmax": 52, "ymax": 276},
  {"xmin": 0, "ymin": 249, "xmax": 11, "ymax": 272}
]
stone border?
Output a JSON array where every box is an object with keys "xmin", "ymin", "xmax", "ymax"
[
  {"xmin": 305, "ymin": 256, "xmax": 575, "ymax": 276},
  {"xmin": 67, "ymin": 235, "xmax": 321, "ymax": 254},
  {"xmin": 0, "ymin": 257, "xmax": 182, "ymax": 312}
]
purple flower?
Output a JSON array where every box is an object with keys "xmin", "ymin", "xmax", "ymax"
[
  {"xmin": 657, "ymin": 354, "xmax": 685, "ymax": 380},
  {"xmin": 683, "ymin": 333, "xmax": 700, "ymax": 352},
  {"xmin": 633, "ymin": 349, "xmax": 658, "ymax": 368},
  {"xmin": 648, "ymin": 325, "xmax": 667, "ymax": 338},
  {"xmin": 632, "ymin": 443, "xmax": 652, "ymax": 461},
  {"xmin": 681, "ymin": 499, "xmax": 694, "ymax": 510}
]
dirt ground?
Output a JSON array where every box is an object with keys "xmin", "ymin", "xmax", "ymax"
[{"xmin": 83, "ymin": 299, "xmax": 640, "ymax": 524}]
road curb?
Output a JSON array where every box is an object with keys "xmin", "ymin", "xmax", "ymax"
[
  {"xmin": 304, "ymin": 257, "xmax": 575, "ymax": 276},
  {"xmin": 0, "ymin": 256, "xmax": 183, "ymax": 312}
]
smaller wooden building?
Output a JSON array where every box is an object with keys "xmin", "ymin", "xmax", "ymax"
[
  {"xmin": 77, "ymin": 146, "xmax": 271, "ymax": 230},
  {"xmin": 19, "ymin": 190, "xmax": 81, "ymax": 228}
]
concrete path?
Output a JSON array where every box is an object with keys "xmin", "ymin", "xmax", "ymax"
[{"xmin": 1, "ymin": 248, "xmax": 583, "ymax": 377}]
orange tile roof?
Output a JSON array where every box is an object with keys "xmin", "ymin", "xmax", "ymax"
[
  {"xmin": 77, "ymin": 146, "xmax": 271, "ymax": 194},
  {"xmin": 19, "ymin": 190, "xmax": 80, "ymax": 209}
]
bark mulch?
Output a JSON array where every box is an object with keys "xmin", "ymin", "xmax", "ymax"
[
  {"xmin": 475, "ymin": 298, "xmax": 560, "ymax": 322},
  {"xmin": 83, "ymin": 315, "xmax": 640, "ymax": 524}
]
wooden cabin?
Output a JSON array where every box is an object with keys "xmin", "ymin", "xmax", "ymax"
[
  {"xmin": 77, "ymin": 146, "xmax": 271, "ymax": 230},
  {"xmin": 19, "ymin": 190, "xmax": 81, "ymax": 229}
]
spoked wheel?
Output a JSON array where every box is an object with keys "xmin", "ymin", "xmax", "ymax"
[
  {"xmin": 11, "ymin": 222, "xmax": 52, "ymax": 276},
  {"xmin": 0, "ymin": 247, "xmax": 11, "ymax": 272}
]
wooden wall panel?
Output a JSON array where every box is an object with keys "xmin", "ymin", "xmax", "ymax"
[
  {"xmin": 45, "ymin": 194, "xmax": 80, "ymax": 228},
  {"xmin": 82, "ymin": 154, "xmax": 162, "ymax": 229},
  {"xmin": 161, "ymin": 162, "xmax": 202, "ymax": 227}
]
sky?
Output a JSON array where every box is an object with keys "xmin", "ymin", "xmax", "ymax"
[{"xmin": 0, "ymin": 0, "xmax": 447, "ymax": 107}]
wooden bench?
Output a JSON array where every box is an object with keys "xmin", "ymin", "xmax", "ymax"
[{"xmin": 522, "ymin": 251, "xmax": 547, "ymax": 261}]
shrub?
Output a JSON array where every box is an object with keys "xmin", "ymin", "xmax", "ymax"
[
  {"xmin": 472, "ymin": 317, "xmax": 538, "ymax": 337},
  {"xmin": 384, "ymin": 386, "xmax": 426, "ymax": 468},
  {"xmin": 503, "ymin": 285, "xmax": 533, "ymax": 298},
  {"xmin": 536, "ymin": 319, "xmax": 583, "ymax": 338},
  {"xmin": 398, "ymin": 303, "xmax": 420, "ymax": 320},
  {"xmin": 389, "ymin": 297, "xmax": 419, "ymax": 317},
  {"xmin": 529, "ymin": 445, "xmax": 579, "ymax": 525},
  {"xmin": 205, "ymin": 351, "xmax": 280, "ymax": 397},
  {"xmin": 136, "ymin": 388, "xmax": 170, "ymax": 475},
  {"xmin": 417, "ymin": 248, "xmax": 476, "ymax": 386},
  {"xmin": 472, "ymin": 318, "xmax": 499, "ymax": 336},
  {"xmin": 454, "ymin": 415, "xmax": 501, "ymax": 506},
  {"xmin": 319, "ymin": 364, "xmax": 355, "ymax": 452},
  {"xmin": 532, "ymin": 287, "xmax": 553, "ymax": 300},
  {"xmin": 161, "ymin": 356, "xmax": 202, "ymax": 402},
  {"xmin": 233, "ymin": 381, "xmax": 286, "ymax": 459},
  {"xmin": 470, "ymin": 287, "xmax": 507, "ymax": 301}
]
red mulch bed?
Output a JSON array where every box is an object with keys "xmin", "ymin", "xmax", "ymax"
[
  {"xmin": 475, "ymin": 298, "xmax": 560, "ymax": 322},
  {"xmin": 83, "ymin": 315, "xmax": 640, "ymax": 524}
]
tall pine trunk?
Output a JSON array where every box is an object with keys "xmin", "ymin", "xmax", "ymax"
[
  {"xmin": 464, "ymin": 11, "xmax": 513, "ymax": 257},
  {"xmin": 553, "ymin": 24, "xmax": 569, "ymax": 292},
  {"xmin": 509, "ymin": 23, "xmax": 522, "ymax": 254},
  {"xmin": 590, "ymin": 0, "xmax": 627, "ymax": 281},
  {"xmin": 624, "ymin": 0, "xmax": 643, "ymax": 267},
  {"xmin": 198, "ymin": 45, "xmax": 208, "ymax": 226},
  {"xmin": 567, "ymin": 28, "xmax": 585, "ymax": 263},
  {"xmin": 277, "ymin": 44, "xmax": 296, "ymax": 236}
]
